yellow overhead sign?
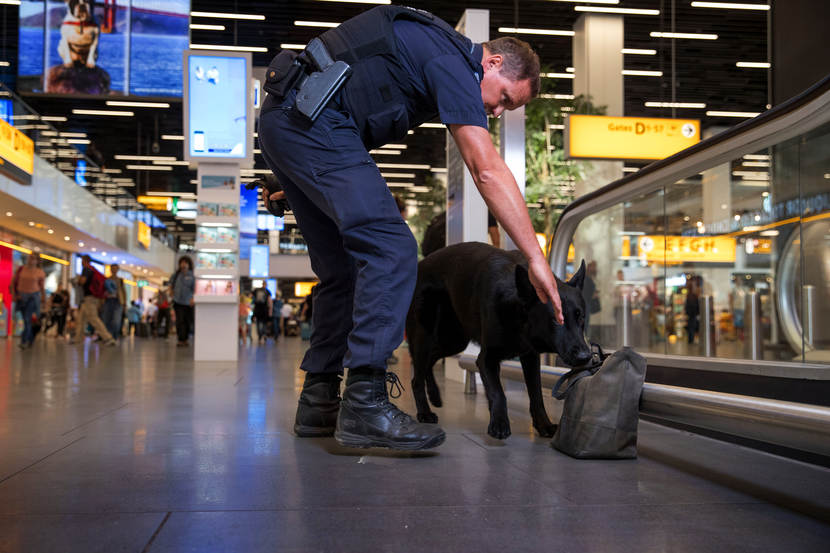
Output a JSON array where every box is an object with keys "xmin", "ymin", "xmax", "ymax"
[
  {"xmin": 637, "ymin": 235, "xmax": 736, "ymax": 264},
  {"xmin": 137, "ymin": 221, "xmax": 152, "ymax": 250},
  {"xmin": 0, "ymin": 117, "xmax": 35, "ymax": 184},
  {"xmin": 564, "ymin": 115, "xmax": 700, "ymax": 161}
]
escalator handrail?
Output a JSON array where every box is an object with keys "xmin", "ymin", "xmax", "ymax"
[{"xmin": 550, "ymin": 73, "xmax": 830, "ymax": 271}]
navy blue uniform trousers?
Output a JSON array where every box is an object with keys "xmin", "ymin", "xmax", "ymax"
[{"xmin": 259, "ymin": 90, "xmax": 417, "ymax": 374}]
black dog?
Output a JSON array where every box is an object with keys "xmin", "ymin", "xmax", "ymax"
[{"xmin": 406, "ymin": 242, "xmax": 592, "ymax": 439}]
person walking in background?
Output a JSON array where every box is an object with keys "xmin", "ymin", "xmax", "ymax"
[
  {"xmin": 70, "ymin": 255, "xmax": 115, "ymax": 346},
  {"xmin": 126, "ymin": 300, "xmax": 142, "ymax": 337},
  {"xmin": 169, "ymin": 256, "xmax": 195, "ymax": 347},
  {"xmin": 239, "ymin": 295, "xmax": 251, "ymax": 344},
  {"xmin": 280, "ymin": 301, "xmax": 294, "ymax": 337},
  {"xmin": 252, "ymin": 282, "xmax": 272, "ymax": 343},
  {"xmin": 272, "ymin": 292, "xmax": 283, "ymax": 343},
  {"xmin": 685, "ymin": 280, "xmax": 701, "ymax": 345},
  {"xmin": 10, "ymin": 254, "xmax": 46, "ymax": 349},
  {"xmin": 45, "ymin": 287, "xmax": 68, "ymax": 339},
  {"xmin": 144, "ymin": 298, "xmax": 158, "ymax": 337},
  {"xmin": 102, "ymin": 263, "xmax": 126, "ymax": 341},
  {"xmin": 155, "ymin": 289, "xmax": 171, "ymax": 338}
]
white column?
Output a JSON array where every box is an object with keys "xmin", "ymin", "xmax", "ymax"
[{"xmin": 499, "ymin": 105, "xmax": 526, "ymax": 250}]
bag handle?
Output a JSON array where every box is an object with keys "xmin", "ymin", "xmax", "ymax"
[{"xmin": 551, "ymin": 342, "xmax": 608, "ymax": 400}]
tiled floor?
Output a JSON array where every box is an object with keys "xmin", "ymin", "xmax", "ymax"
[{"xmin": 1, "ymin": 335, "xmax": 828, "ymax": 553}]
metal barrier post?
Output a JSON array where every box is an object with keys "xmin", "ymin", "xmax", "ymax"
[
  {"xmin": 701, "ymin": 295, "xmax": 716, "ymax": 357},
  {"xmin": 464, "ymin": 369, "xmax": 477, "ymax": 395},
  {"xmin": 803, "ymin": 285, "xmax": 816, "ymax": 349},
  {"xmin": 745, "ymin": 291, "xmax": 763, "ymax": 360},
  {"xmin": 620, "ymin": 294, "xmax": 632, "ymax": 347}
]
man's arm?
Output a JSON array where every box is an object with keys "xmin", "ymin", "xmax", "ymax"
[{"xmin": 449, "ymin": 123, "xmax": 563, "ymax": 323}]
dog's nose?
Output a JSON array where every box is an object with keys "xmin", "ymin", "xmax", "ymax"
[{"xmin": 573, "ymin": 349, "xmax": 593, "ymax": 366}]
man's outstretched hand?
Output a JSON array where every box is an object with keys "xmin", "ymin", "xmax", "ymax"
[{"xmin": 528, "ymin": 256, "xmax": 564, "ymax": 325}]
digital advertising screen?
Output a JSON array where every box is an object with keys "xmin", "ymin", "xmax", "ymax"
[
  {"xmin": 249, "ymin": 244, "xmax": 269, "ymax": 278},
  {"xmin": 18, "ymin": 0, "xmax": 189, "ymax": 96},
  {"xmin": 184, "ymin": 51, "xmax": 251, "ymax": 163}
]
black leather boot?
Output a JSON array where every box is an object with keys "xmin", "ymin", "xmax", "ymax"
[
  {"xmin": 294, "ymin": 372, "xmax": 342, "ymax": 437},
  {"xmin": 335, "ymin": 367, "xmax": 446, "ymax": 450}
]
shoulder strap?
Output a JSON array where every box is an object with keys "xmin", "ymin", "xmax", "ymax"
[{"xmin": 551, "ymin": 343, "xmax": 608, "ymax": 400}]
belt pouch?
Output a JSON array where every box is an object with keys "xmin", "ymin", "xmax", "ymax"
[{"xmin": 264, "ymin": 50, "xmax": 304, "ymax": 100}]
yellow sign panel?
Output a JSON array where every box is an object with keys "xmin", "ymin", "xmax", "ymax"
[
  {"xmin": 637, "ymin": 235, "xmax": 736, "ymax": 264},
  {"xmin": 137, "ymin": 221, "xmax": 152, "ymax": 250},
  {"xmin": 565, "ymin": 115, "xmax": 700, "ymax": 161},
  {"xmin": 294, "ymin": 281, "xmax": 317, "ymax": 298},
  {"xmin": 0, "ymin": 117, "xmax": 35, "ymax": 184}
]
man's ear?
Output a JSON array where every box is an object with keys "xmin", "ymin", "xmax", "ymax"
[
  {"xmin": 567, "ymin": 259, "xmax": 586, "ymax": 291},
  {"xmin": 515, "ymin": 264, "xmax": 539, "ymax": 306}
]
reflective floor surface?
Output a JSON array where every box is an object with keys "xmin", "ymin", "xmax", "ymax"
[{"xmin": 1, "ymin": 335, "xmax": 829, "ymax": 552}]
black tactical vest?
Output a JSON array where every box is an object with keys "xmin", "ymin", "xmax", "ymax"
[{"xmin": 318, "ymin": 6, "xmax": 482, "ymax": 149}]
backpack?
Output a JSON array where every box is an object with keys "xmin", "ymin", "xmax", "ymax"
[{"xmin": 88, "ymin": 268, "xmax": 107, "ymax": 299}]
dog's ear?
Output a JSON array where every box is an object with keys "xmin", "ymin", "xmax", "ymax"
[
  {"xmin": 515, "ymin": 264, "xmax": 538, "ymax": 305},
  {"xmin": 567, "ymin": 259, "xmax": 586, "ymax": 290}
]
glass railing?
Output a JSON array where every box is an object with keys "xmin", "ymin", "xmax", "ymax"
[
  {"xmin": 0, "ymin": 82, "xmax": 170, "ymax": 242},
  {"xmin": 550, "ymin": 76, "xmax": 830, "ymax": 367}
]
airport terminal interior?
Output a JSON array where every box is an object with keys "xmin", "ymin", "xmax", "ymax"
[{"xmin": 0, "ymin": 1, "xmax": 829, "ymax": 551}]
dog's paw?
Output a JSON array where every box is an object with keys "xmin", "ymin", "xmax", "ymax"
[
  {"xmin": 534, "ymin": 422, "xmax": 558, "ymax": 438},
  {"xmin": 417, "ymin": 412, "xmax": 439, "ymax": 424},
  {"xmin": 487, "ymin": 417, "xmax": 511, "ymax": 440}
]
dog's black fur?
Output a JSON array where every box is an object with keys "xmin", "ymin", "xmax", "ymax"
[{"xmin": 406, "ymin": 242, "xmax": 592, "ymax": 439}]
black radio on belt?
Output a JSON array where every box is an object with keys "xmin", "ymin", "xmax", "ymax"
[{"xmin": 244, "ymin": 175, "xmax": 291, "ymax": 218}]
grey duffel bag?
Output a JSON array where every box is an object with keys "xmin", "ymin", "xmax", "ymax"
[{"xmin": 552, "ymin": 346, "xmax": 647, "ymax": 459}]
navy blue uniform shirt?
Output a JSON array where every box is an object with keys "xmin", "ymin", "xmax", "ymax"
[{"xmin": 393, "ymin": 19, "xmax": 488, "ymax": 130}]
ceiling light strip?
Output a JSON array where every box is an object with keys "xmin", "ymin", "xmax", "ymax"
[
  {"xmin": 622, "ymin": 70, "xmax": 663, "ymax": 76},
  {"xmin": 294, "ymin": 20, "xmax": 340, "ymax": 28},
  {"xmin": 650, "ymin": 32, "xmax": 718, "ymax": 40},
  {"xmin": 106, "ymin": 100, "xmax": 170, "ymax": 108},
  {"xmin": 377, "ymin": 163, "xmax": 431, "ymax": 170},
  {"xmin": 189, "ymin": 43, "xmax": 267, "ymax": 52},
  {"xmin": 690, "ymin": 2, "xmax": 769, "ymax": 10},
  {"xmin": 190, "ymin": 23, "xmax": 225, "ymax": 30},
  {"xmin": 126, "ymin": 165, "xmax": 174, "ymax": 171},
  {"xmin": 644, "ymin": 101, "xmax": 707, "ymax": 108},
  {"xmin": 575, "ymin": 6, "xmax": 659, "ymax": 15},
  {"xmin": 72, "ymin": 109, "xmax": 134, "ymax": 116},
  {"xmin": 706, "ymin": 110, "xmax": 761, "ymax": 117},
  {"xmin": 498, "ymin": 27, "xmax": 574, "ymax": 36},
  {"xmin": 190, "ymin": 11, "xmax": 265, "ymax": 20},
  {"xmin": 736, "ymin": 61, "xmax": 770, "ymax": 68},
  {"xmin": 622, "ymin": 48, "xmax": 657, "ymax": 55}
]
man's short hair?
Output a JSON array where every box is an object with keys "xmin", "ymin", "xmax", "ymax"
[
  {"xmin": 82, "ymin": 254, "xmax": 91, "ymax": 263},
  {"xmin": 483, "ymin": 37, "xmax": 541, "ymax": 97}
]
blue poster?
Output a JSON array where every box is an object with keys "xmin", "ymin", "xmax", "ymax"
[{"xmin": 239, "ymin": 184, "xmax": 258, "ymax": 259}]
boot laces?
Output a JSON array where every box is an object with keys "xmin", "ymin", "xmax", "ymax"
[
  {"xmin": 383, "ymin": 373, "xmax": 410, "ymax": 424},
  {"xmin": 385, "ymin": 372, "xmax": 404, "ymax": 399}
]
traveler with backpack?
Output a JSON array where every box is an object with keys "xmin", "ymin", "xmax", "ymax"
[
  {"xmin": 169, "ymin": 256, "xmax": 195, "ymax": 347},
  {"xmin": 10, "ymin": 254, "xmax": 46, "ymax": 350},
  {"xmin": 70, "ymin": 255, "xmax": 115, "ymax": 346},
  {"xmin": 102, "ymin": 263, "xmax": 126, "ymax": 340}
]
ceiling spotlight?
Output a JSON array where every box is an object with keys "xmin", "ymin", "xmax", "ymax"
[
  {"xmin": 47, "ymin": 229, "xmax": 54, "ymax": 234},
  {"xmin": 92, "ymin": 247, "xmax": 97, "ymax": 252},
  {"xmin": 78, "ymin": 241, "xmax": 85, "ymax": 247},
  {"xmin": 64, "ymin": 236, "xmax": 71, "ymax": 241},
  {"xmin": 5, "ymin": 211, "xmax": 11, "ymax": 216}
]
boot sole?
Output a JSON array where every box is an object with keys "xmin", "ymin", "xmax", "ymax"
[
  {"xmin": 333, "ymin": 429, "xmax": 446, "ymax": 450},
  {"xmin": 294, "ymin": 424, "xmax": 336, "ymax": 438}
]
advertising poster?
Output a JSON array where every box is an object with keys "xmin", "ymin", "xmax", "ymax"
[
  {"xmin": 249, "ymin": 244, "xmax": 269, "ymax": 278},
  {"xmin": 201, "ymin": 175, "xmax": 236, "ymax": 190},
  {"xmin": 18, "ymin": 0, "xmax": 189, "ymax": 96},
  {"xmin": 238, "ymin": 184, "xmax": 257, "ymax": 259}
]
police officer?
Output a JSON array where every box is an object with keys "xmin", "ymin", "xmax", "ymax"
[{"xmin": 259, "ymin": 6, "xmax": 563, "ymax": 451}]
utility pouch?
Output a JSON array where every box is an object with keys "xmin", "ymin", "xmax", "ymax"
[
  {"xmin": 295, "ymin": 38, "xmax": 352, "ymax": 122},
  {"xmin": 264, "ymin": 50, "xmax": 305, "ymax": 100}
]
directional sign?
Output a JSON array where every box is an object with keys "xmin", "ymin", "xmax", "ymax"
[{"xmin": 564, "ymin": 115, "xmax": 700, "ymax": 161}]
